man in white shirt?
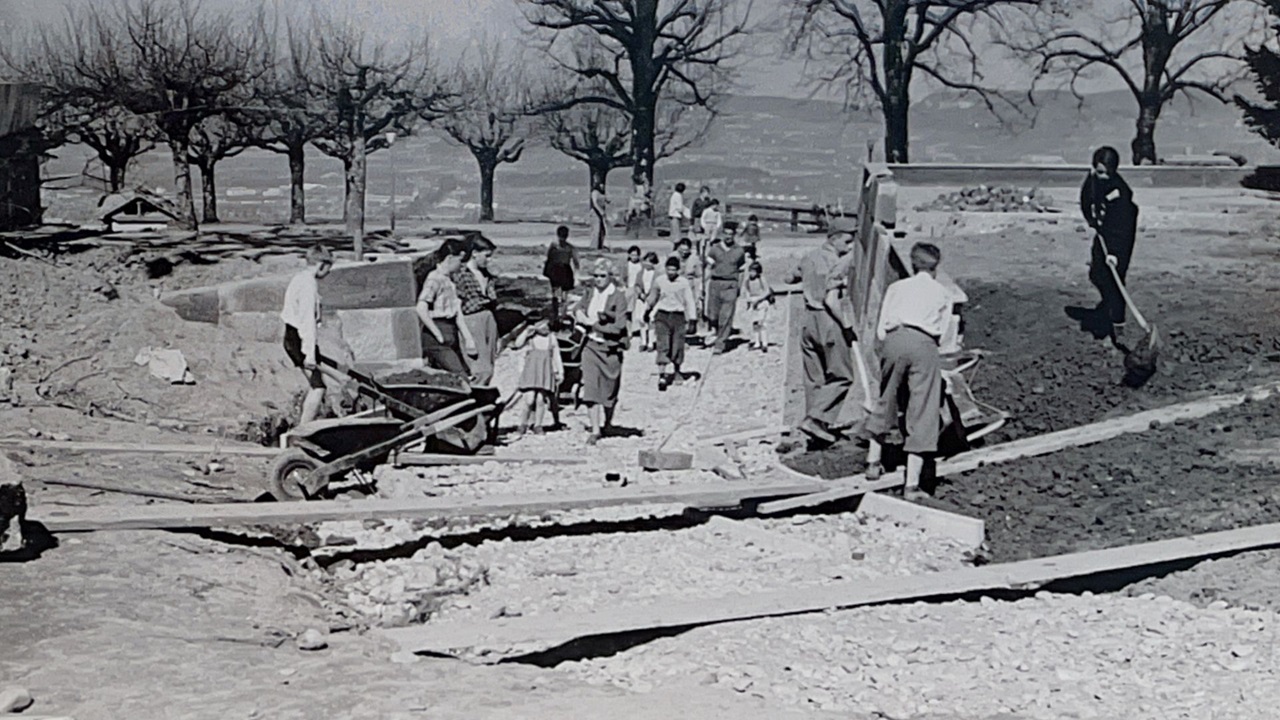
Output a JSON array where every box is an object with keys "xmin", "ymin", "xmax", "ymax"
[
  {"xmin": 281, "ymin": 244, "xmax": 334, "ymax": 425},
  {"xmin": 668, "ymin": 182, "xmax": 690, "ymax": 241},
  {"xmin": 865, "ymin": 242, "xmax": 951, "ymax": 499}
]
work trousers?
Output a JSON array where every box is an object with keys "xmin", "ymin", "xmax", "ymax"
[
  {"xmin": 653, "ymin": 310, "xmax": 687, "ymax": 369},
  {"xmin": 865, "ymin": 327, "xmax": 942, "ymax": 454},
  {"xmin": 462, "ymin": 309, "xmax": 497, "ymax": 385},
  {"xmin": 800, "ymin": 307, "xmax": 854, "ymax": 426},
  {"xmin": 669, "ymin": 217, "xmax": 682, "ymax": 241},
  {"xmin": 423, "ymin": 318, "xmax": 468, "ymax": 375},
  {"xmin": 706, "ymin": 278, "xmax": 740, "ymax": 352},
  {"xmin": 1089, "ymin": 232, "xmax": 1134, "ymax": 325},
  {"xmin": 592, "ymin": 210, "xmax": 607, "ymax": 247}
]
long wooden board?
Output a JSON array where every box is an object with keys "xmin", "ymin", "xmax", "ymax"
[
  {"xmin": 382, "ymin": 520, "xmax": 1280, "ymax": 658},
  {"xmin": 760, "ymin": 380, "xmax": 1280, "ymax": 515},
  {"xmin": 392, "ymin": 453, "xmax": 588, "ymax": 467},
  {"xmin": 0, "ymin": 438, "xmax": 279, "ymax": 457},
  {"xmin": 855, "ymin": 492, "xmax": 985, "ymax": 547},
  {"xmin": 33, "ymin": 479, "xmax": 825, "ymax": 533}
]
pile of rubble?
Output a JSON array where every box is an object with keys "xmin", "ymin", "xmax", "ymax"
[{"xmin": 917, "ymin": 185, "xmax": 1056, "ymax": 213}]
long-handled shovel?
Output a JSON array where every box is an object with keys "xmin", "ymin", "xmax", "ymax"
[{"xmin": 1095, "ymin": 233, "xmax": 1160, "ymax": 375}]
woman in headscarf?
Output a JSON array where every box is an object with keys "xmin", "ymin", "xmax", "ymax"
[
  {"xmin": 573, "ymin": 257, "xmax": 629, "ymax": 444},
  {"xmin": 1080, "ymin": 145, "xmax": 1140, "ymax": 337}
]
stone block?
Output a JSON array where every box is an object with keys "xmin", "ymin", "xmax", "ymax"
[
  {"xmin": 336, "ymin": 307, "xmax": 423, "ymax": 363},
  {"xmin": 319, "ymin": 258, "xmax": 417, "ymax": 310},
  {"xmin": 220, "ymin": 311, "xmax": 284, "ymax": 344},
  {"xmin": 160, "ymin": 286, "xmax": 220, "ymax": 324},
  {"xmin": 218, "ymin": 275, "xmax": 291, "ymax": 315}
]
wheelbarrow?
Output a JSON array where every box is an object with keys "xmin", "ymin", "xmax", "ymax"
[{"xmin": 269, "ymin": 354, "xmax": 501, "ymax": 501}]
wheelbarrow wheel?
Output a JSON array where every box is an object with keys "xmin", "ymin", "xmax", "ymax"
[{"xmin": 270, "ymin": 449, "xmax": 323, "ymax": 501}]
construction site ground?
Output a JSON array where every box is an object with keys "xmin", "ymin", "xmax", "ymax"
[{"xmin": 5, "ymin": 184, "xmax": 1280, "ymax": 719}]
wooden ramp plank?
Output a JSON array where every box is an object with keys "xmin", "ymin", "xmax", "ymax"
[
  {"xmin": 392, "ymin": 453, "xmax": 587, "ymax": 467},
  {"xmin": 761, "ymin": 381, "xmax": 1280, "ymax": 515},
  {"xmin": 382, "ymin": 520, "xmax": 1280, "ymax": 658},
  {"xmin": 0, "ymin": 438, "xmax": 279, "ymax": 457},
  {"xmin": 33, "ymin": 480, "xmax": 825, "ymax": 533},
  {"xmin": 855, "ymin": 492, "xmax": 985, "ymax": 547}
]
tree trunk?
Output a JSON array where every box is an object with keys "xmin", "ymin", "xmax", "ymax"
[
  {"xmin": 287, "ymin": 142, "xmax": 306, "ymax": 225},
  {"xmin": 107, "ymin": 162, "xmax": 127, "ymax": 194},
  {"xmin": 630, "ymin": 101, "xmax": 656, "ymax": 213},
  {"xmin": 198, "ymin": 161, "xmax": 219, "ymax": 224},
  {"xmin": 168, "ymin": 137, "xmax": 198, "ymax": 231},
  {"xmin": 1131, "ymin": 100, "xmax": 1161, "ymax": 166},
  {"xmin": 588, "ymin": 162, "xmax": 609, "ymax": 199},
  {"xmin": 346, "ymin": 133, "xmax": 367, "ymax": 260},
  {"xmin": 478, "ymin": 156, "xmax": 497, "ymax": 223},
  {"xmin": 881, "ymin": 1, "xmax": 912, "ymax": 164}
]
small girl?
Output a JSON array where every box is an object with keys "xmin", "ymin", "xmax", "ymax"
[
  {"xmin": 741, "ymin": 261, "xmax": 774, "ymax": 352},
  {"xmin": 514, "ymin": 321, "xmax": 564, "ymax": 435},
  {"xmin": 632, "ymin": 251, "xmax": 659, "ymax": 351}
]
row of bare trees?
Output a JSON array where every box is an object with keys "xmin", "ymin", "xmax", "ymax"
[{"xmin": 8, "ymin": 0, "xmax": 1280, "ymax": 244}]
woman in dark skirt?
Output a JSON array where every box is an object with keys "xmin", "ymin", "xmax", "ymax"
[
  {"xmin": 416, "ymin": 238, "xmax": 476, "ymax": 375},
  {"xmin": 543, "ymin": 224, "xmax": 579, "ymax": 325},
  {"xmin": 1080, "ymin": 145, "xmax": 1140, "ymax": 338},
  {"xmin": 573, "ymin": 258, "xmax": 629, "ymax": 444}
]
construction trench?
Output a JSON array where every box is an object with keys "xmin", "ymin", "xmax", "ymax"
[{"xmin": 7, "ymin": 164, "xmax": 1280, "ymax": 719}]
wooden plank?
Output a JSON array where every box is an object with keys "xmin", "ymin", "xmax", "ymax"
[
  {"xmin": 698, "ymin": 425, "xmax": 786, "ymax": 445},
  {"xmin": 760, "ymin": 381, "xmax": 1280, "ymax": 515},
  {"xmin": 855, "ymin": 492, "xmax": 984, "ymax": 547},
  {"xmin": 382, "ymin": 520, "xmax": 1280, "ymax": 658},
  {"xmin": 33, "ymin": 479, "xmax": 826, "ymax": 533},
  {"xmin": 392, "ymin": 453, "xmax": 588, "ymax": 467},
  {"xmin": 0, "ymin": 438, "xmax": 278, "ymax": 457}
]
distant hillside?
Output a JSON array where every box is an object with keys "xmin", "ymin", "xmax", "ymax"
[{"xmin": 41, "ymin": 87, "xmax": 1280, "ymax": 226}]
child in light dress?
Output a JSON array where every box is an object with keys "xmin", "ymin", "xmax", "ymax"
[
  {"xmin": 514, "ymin": 322, "xmax": 565, "ymax": 435},
  {"xmin": 741, "ymin": 260, "xmax": 774, "ymax": 351},
  {"xmin": 631, "ymin": 251, "xmax": 659, "ymax": 351}
]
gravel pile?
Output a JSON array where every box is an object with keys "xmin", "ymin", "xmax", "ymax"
[
  {"xmin": 917, "ymin": 185, "xmax": 1056, "ymax": 213},
  {"xmin": 560, "ymin": 592, "xmax": 1280, "ymax": 718}
]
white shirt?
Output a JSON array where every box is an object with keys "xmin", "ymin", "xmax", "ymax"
[
  {"xmin": 281, "ymin": 268, "xmax": 320, "ymax": 363},
  {"xmin": 668, "ymin": 190, "xmax": 688, "ymax": 219},
  {"xmin": 700, "ymin": 206, "xmax": 722, "ymax": 235},
  {"xmin": 876, "ymin": 271, "xmax": 951, "ymax": 342},
  {"xmin": 583, "ymin": 283, "xmax": 617, "ymax": 325}
]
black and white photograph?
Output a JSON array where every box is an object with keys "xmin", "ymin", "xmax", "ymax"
[{"xmin": 4, "ymin": 0, "xmax": 1280, "ymax": 717}]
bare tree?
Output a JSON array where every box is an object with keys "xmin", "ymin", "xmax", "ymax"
[
  {"xmin": 522, "ymin": 0, "xmax": 751, "ymax": 210},
  {"xmin": 544, "ymin": 89, "xmax": 714, "ymax": 198},
  {"xmin": 19, "ymin": 0, "xmax": 266, "ymax": 229},
  {"xmin": 788, "ymin": 0, "xmax": 1037, "ymax": 163},
  {"xmin": 39, "ymin": 100, "xmax": 156, "ymax": 193},
  {"xmin": 188, "ymin": 115, "xmax": 254, "ymax": 224},
  {"xmin": 1008, "ymin": 0, "xmax": 1268, "ymax": 165},
  {"xmin": 243, "ymin": 19, "xmax": 330, "ymax": 225},
  {"xmin": 439, "ymin": 42, "xmax": 535, "ymax": 223},
  {"xmin": 302, "ymin": 15, "xmax": 449, "ymax": 257}
]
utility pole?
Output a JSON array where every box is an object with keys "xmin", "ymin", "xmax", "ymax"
[{"xmin": 386, "ymin": 131, "xmax": 398, "ymax": 234}]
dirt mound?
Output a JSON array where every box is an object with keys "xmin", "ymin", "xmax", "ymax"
[
  {"xmin": 1, "ymin": 247, "xmax": 308, "ymax": 444},
  {"xmin": 916, "ymin": 185, "xmax": 1056, "ymax": 213}
]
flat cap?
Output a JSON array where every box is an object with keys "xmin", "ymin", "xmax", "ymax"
[{"xmin": 826, "ymin": 216, "xmax": 859, "ymax": 236}]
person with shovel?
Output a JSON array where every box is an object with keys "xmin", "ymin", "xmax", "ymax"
[
  {"xmin": 788, "ymin": 217, "xmax": 858, "ymax": 445},
  {"xmin": 1080, "ymin": 146, "xmax": 1139, "ymax": 341}
]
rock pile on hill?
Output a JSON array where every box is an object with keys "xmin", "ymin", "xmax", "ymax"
[{"xmin": 918, "ymin": 185, "xmax": 1055, "ymax": 213}]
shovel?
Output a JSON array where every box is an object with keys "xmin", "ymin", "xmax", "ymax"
[{"xmin": 1095, "ymin": 234, "xmax": 1160, "ymax": 375}]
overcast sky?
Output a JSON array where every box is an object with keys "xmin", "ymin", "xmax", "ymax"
[{"xmin": 5, "ymin": 0, "xmax": 1253, "ymax": 100}]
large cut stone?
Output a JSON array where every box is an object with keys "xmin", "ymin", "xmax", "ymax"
[
  {"xmin": 218, "ymin": 275, "xmax": 291, "ymax": 315},
  {"xmin": 319, "ymin": 259, "xmax": 418, "ymax": 310},
  {"xmin": 336, "ymin": 307, "xmax": 423, "ymax": 363},
  {"xmin": 160, "ymin": 286, "xmax": 220, "ymax": 324}
]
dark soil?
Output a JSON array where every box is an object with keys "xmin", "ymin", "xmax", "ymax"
[
  {"xmin": 926, "ymin": 396, "xmax": 1280, "ymax": 562},
  {"xmin": 783, "ymin": 271, "xmax": 1280, "ymax": 558}
]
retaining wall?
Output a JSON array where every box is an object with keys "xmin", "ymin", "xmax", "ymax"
[
  {"xmin": 883, "ymin": 163, "xmax": 1251, "ymax": 189},
  {"xmin": 161, "ymin": 257, "xmax": 424, "ymax": 365}
]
